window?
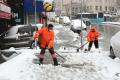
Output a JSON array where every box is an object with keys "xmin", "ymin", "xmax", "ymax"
[
  {"xmin": 76, "ymin": 13, "xmax": 97, "ymax": 19},
  {"xmin": 87, "ymin": 6, "xmax": 89, "ymax": 11},
  {"xmin": 112, "ymin": 7, "xmax": 114, "ymax": 11},
  {"xmin": 72, "ymin": 7, "xmax": 74, "ymax": 11},
  {"xmin": 105, "ymin": 6, "xmax": 107, "ymax": 11},
  {"xmin": 90, "ymin": 6, "xmax": 92, "ymax": 10},
  {"xmin": 96, "ymin": 6, "xmax": 98, "ymax": 11},
  {"xmin": 72, "ymin": 12, "xmax": 74, "ymax": 15},
  {"xmin": 100, "ymin": 6, "xmax": 102, "ymax": 11},
  {"xmin": 109, "ymin": 7, "xmax": 111, "ymax": 11}
]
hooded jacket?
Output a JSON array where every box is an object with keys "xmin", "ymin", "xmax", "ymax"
[
  {"xmin": 87, "ymin": 27, "xmax": 100, "ymax": 42},
  {"xmin": 37, "ymin": 27, "xmax": 54, "ymax": 48}
]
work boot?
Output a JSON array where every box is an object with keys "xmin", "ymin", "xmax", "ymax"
[
  {"xmin": 77, "ymin": 49, "xmax": 79, "ymax": 52},
  {"xmin": 88, "ymin": 47, "xmax": 91, "ymax": 51},
  {"xmin": 53, "ymin": 58, "xmax": 59, "ymax": 66},
  {"xmin": 84, "ymin": 48, "xmax": 88, "ymax": 53},
  {"xmin": 39, "ymin": 58, "xmax": 43, "ymax": 65}
]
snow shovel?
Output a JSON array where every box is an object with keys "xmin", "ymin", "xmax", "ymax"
[
  {"xmin": 78, "ymin": 42, "xmax": 88, "ymax": 49},
  {"xmin": 54, "ymin": 51, "xmax": 66, "ymax": 61},
  {"xmin": 77, "ymin": 42, "xmax": 88, "ymax": 52}
]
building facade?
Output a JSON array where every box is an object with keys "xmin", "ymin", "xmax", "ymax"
[
  {"xmin": 24, "ymin": 0, "xmax": 56, "ymax": 26},
  {"xmin": 85, "ymin": 0, "xmax": 117, "ymax": 14},
  {"xmin": 116, "ymin": 0, "xmax": 120, "ymax": 15},
  {"xmin": 0, "ymin": 0, "xmax": 11, "ymax": 34},
  {"xmin": 7, "ymin": 0, "xmax": 24, "ymax": 26},
  {"xmin": 55, "ymin": 0, "xmax": 117, "ymax": 19}
]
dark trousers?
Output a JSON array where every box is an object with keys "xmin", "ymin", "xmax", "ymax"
[
  {"xmin": 88, "ymin": 40, "xmax": 99, "ymax": 51},
  {"xmin": 39, "ymin": 47, "xmax": 58, "ymax": 65}
]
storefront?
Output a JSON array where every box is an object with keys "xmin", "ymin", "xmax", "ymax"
[
  {"xmin": 0, "ymin": 2, "xmax": 11, "ymax": 34},
  {"xmin": 24, "ymin": 0, "xmax": 54, "ymax": 26}
]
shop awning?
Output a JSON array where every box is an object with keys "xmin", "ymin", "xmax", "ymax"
[
  {"xmin": 0, "ymin": 11, "xmax": 11, "ymax": 19},
  {"xmin": 0, "ymin": 3, "xmax": 11, "ymax": 19}
]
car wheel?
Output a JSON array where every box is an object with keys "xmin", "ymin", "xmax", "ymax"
[
  {"xmin": 30, "ymin": 41, "xmax": 40, "ymax": 49},
  {"xmin": 109, "ymin": 47, "xmax": 116, "ymax": 59}
]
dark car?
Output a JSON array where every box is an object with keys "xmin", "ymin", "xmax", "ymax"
[{"xmin": 0, "ymin": 25, "xmax": 37, "ymax": 50}]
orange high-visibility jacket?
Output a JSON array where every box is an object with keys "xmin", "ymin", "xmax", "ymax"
[
  {"xmin": 38, "ymin": 27, "xmax": 54, "ymax": 48},
  {"xmin": 87, "ymin": 28, "xmax": 100, "ymax": 42}
]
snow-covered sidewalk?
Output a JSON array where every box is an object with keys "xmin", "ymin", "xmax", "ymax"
[{"xmin": 0, "ymin": 49, "xmax": 120, "ymax": 80}]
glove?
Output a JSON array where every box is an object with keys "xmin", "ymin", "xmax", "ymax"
[
  {"xmin": 47, "ymin": 41, "xmax": 53, "ymax": 49},
  {"xmin": 87, "ymin": 37, "xmax": 90, "ymax": 42}
]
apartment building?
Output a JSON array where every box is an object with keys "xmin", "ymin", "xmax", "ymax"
[
  {"xmin": 55, "ymin": 0, "xmax": 117, "ymax": 18},
  {"xmin": 85, "ymin": 0, "xmax": 117, "ymax": 14}
]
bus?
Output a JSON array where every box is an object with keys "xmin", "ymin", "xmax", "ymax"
[{"xmin": 76, "ymin": 12, "xmax": 104, "ymax": 24}]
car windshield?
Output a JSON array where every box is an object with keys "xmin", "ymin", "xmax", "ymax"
[{"xmin": 5, "ymin": 26, "xmax": 18, "ymax": 36}]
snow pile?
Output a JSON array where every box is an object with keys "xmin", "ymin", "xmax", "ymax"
[
  {"xmin": 0, "ymin": 23, "xmax": 120, "ymax": 80},
  {"xmin": 0, "ymin": 49, "xmax": 120, "ymax": 80},
  {"xmin": 54, "ymin": 26, "xmax": 79, "ymax": 50}
]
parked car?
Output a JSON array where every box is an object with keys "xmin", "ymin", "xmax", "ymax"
[
  {"xmin": 0, "ymin": 25, "xmax": 37, "ymax": 50},
  {"xmin": 110, "ymin": 31, "xmax": 120, "ymax": 59},
  {"xmin": 97, "ymin": 22, "xmax": 120, "ymax": 59}
]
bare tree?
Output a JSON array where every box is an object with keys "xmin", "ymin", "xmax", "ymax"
[
  {"xmin": 116, "ymin": 0, "xmax": 120, "ymax": 9},
  {"xmin": 64, "ymin": 4, "xmax": 70, "ymax": 17}
]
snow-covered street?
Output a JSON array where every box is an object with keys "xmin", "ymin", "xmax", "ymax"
[
  {"xmin": 0, "ymin": 24, "xmax": 120, "ymax": 80},
  {"xmin": 0, "ymin": 0, "xmax": 120, "ymax": 80},
  {"xmin": 0, "ymin": 48, "xmax": 120, "ymax": 80}
]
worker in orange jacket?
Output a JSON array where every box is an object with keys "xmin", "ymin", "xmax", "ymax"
[
  {"xmin": 36, "ymin": 24, "xmax": 59, "ymax": 66},
  {"xmin": 87, "ymin": 26, "xmax": 100, "ymax": 51}
]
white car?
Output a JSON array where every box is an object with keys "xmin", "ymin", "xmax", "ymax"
[
  {"xmin": 97, "ymin": 22, "xmax": 120, "ymax": 59},
  {"xmin": 110, "ymin": 31, "xmax": 120, "ymax": 59}
]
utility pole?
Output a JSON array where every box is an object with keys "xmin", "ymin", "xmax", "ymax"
[
  {"xmin": 61, "ymin": 0, "xmax": 63, "ymax": 15},
  {"xmin": 35, "ymin": 0, "xmax": 37, "ymax": 26},
  {"xmin": 80, "ymin": 0, "xmax": 83, "ymax": 50},
  {"xmin": 70, "ymin": 0, "xmax": 72, "ymax": 20},
  {"xmin": 34, "ymin": 0, "xmax": 37, "ymax": 49}
]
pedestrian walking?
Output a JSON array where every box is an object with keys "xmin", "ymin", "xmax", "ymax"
[
  {"xmin": 36, "ymin": 24, "xmax": 59, "ymax": 66},
  {"xmin": 87, "ymin": 26, "xmax": 100, "ymax": 51}
]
